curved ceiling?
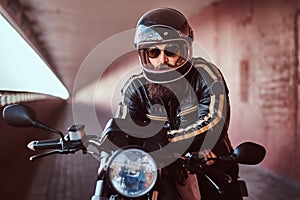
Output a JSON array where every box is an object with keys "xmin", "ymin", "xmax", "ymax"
[{"xmin": 1, "ymin": 0, "xmax": 215, "ymax": 96}]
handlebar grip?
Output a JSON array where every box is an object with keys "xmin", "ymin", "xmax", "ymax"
[{"xmin": 27, "ymin": 139, "xmax": 62, "ymax": 151}]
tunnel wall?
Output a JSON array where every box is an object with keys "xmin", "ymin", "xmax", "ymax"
[
  {"xmin": 0, "ymin": 99, "xmax": 67, "ymax": 199},
  {"xmin": 188, "ymin": 0, "xmax": 300, "ymax": 181}
]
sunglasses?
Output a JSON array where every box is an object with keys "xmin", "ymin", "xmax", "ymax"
[{"xmin": 146, "ymin": 44, "xmax": 180, "ymax": 58}]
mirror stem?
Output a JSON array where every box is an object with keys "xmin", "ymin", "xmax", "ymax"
[{"xmin": 33, "ymin": 121, "xmax": 66, "ymax": 141}]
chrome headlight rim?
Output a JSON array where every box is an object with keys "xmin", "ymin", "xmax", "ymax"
[{"xmin": 107, "ymin": 147, "xmax": 158, "ymax": 198}]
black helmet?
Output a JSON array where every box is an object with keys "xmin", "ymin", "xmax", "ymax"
[{"xmin": 134, "ymin": 8, "xmax": 194, "ymax": 83}]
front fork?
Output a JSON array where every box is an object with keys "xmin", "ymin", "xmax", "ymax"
[
  {"xmin": 91, "ymin": 180, "xmax": 105, "ymax": 200},
  {"xmin": 151, "ymin": 190, "xmax": 158, "ymax": 200},
  {"xmin": 91, "ymin": 151, "xmax": 109, "ymax": 200}
]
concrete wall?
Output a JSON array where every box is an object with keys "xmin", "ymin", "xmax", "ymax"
[
  {"xmin": 0, "ymin": 100, "xmax": 66, "ymax": 199},
  {"xmin": 189, "ymin": 0, "xmax": 300, "ymax": 181}
]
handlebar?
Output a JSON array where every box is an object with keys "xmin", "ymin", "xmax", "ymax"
[
  {"xmin": 27, "ymin": 139, "xmax": 62, "ymax": 151},
  {"xmin": 26, "ymin": 134, "xmax": 104, "ymax": 161}
]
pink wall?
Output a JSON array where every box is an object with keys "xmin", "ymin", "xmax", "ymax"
[
  {"xmin": 189, "ymin": 0, "xmax": 300, "ymax": 181},
  {"xmin": 0, "ymin": 100, "xmax": 66, "ymax": 199}
]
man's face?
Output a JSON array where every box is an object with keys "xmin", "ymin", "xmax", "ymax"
[{"xmin": 146, "ymin": 43, "xmax": 181, "ymax": 70}]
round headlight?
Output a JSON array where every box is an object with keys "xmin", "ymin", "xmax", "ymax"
[{"xmin": 107, "ymin": 148, "xmax": 157, "ymax": 198}]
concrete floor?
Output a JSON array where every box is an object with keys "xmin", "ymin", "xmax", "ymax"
[
  {"xmin": 24, "ymin": 153, "xmax": 99, "ymax": 200},
  {"xmin": 239, "ymin": 165, "xmax": 300, "ymax": 200}
]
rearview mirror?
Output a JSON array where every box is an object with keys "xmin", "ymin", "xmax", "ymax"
[
  {"xmin": 3, "ymin": 104, "xmax": 37, "ymax": 127},
  {"xmin": 233, "ymin": 142, "xmax": 266, "ymax": 165},
  {"xmin": 3, "ymin": 104, "xmax": 65, "ymax": 139}
]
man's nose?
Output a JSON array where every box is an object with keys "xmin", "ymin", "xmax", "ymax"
[{"xmin": 158, "ymin": 51, "xmax": 168, "ymax": 64}]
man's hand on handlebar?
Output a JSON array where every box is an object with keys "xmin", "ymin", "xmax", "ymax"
[{"xmin": 199, "ymin": 149, "xmax": 217, "ymax": 166}]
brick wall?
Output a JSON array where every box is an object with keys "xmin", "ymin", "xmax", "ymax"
[{"xmin": 189, "ymin": 0, "xmax": 300, "ymax": 181}]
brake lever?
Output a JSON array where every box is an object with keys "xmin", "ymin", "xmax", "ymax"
[
  {"xmin": 29, "ymin": 149, "xmax": 78, "ymax": 161},
  {"xmin": 181, "ymin": 152, "xmax": 226, "ymax": 195},
  {"xmin": 202, "ymin": 173, "xmax": 224, "ymax": 195}
]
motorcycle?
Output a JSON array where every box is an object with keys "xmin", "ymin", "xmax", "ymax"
[{"xmin": 2, "ymin": 104, "xmax": 266, "ymax": 200}]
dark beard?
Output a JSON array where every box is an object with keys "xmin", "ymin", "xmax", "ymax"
[
  {"xmin": 147, "ymin": 83, "xmax": 177, "ymax": 101},
  {"xmin": 147, "ymin": 63, "xmax": 174, "ymax": 71}
]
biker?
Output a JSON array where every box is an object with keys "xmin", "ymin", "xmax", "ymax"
[{"xmin": 114, "ymin": 7, "xmax": 242, "ymax": 200}]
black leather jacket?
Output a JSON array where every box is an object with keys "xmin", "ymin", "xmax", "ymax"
[{"xmin": 115, "ymin": 57, "xmax": 234, "ymax": 157}]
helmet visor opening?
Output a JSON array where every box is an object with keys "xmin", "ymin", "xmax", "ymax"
[
  {"xmin": 138, "ymin": 39, "xmax": 190, "ymax": 73},
  {"xmin": 146, "ymin": 43, "xmax": 180, "ymax": 58}
]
